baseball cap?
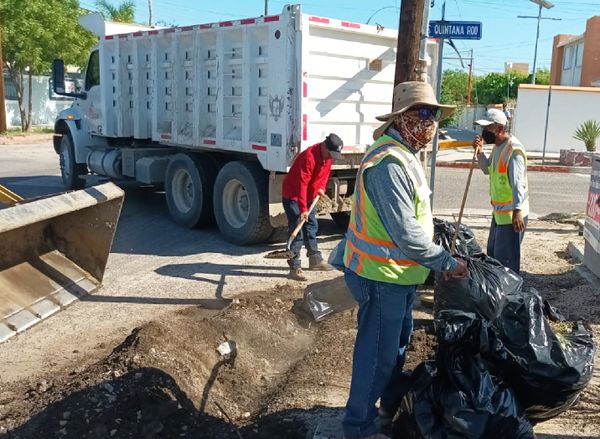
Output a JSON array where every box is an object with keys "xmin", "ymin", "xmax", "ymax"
[
  {"xmin": 325, "ymin": 133, "xmax": 344, "ymax": 160},
  {"xmin": 475, "ymin": 108, "xmax": 507, "ymax": 127}
]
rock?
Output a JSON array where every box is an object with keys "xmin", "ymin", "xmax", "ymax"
[
  {"xmin": 59, "ymin": 428, "xmax": 67, "ymax": 435},
  {"xmin": 63, "ymin": 411, "xmax": 71, "ymax": 420},
  {"xmin": 110, "ymin": 429, "xmax": 117, "ymax": 437},
  {"xmin": 103, "ymin": 383, "xmax": 115, "ymax": 393},
  {"xmin": 242, "ymin": 412, "xmax": 251, "ymax": 418},
  {"xmin": 59, "ymin": 420, "xmax": 67, "ymax": 427},
  {"xmin": 134, "ymin": 372, "xmax": 143, "ymax": 380},
  {"xmin": 37, "ymin": 380, "xmax": 49, "ymax": 393}
]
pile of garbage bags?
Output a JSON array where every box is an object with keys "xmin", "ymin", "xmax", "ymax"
[{"xmin": 394, "ymin": 220, "xmax": 595, "ymax": 438}]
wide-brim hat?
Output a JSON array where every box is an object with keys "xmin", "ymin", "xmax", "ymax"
[{"xmin": 373, "ymin": 81, "xmax": 456, "ymax": 140}]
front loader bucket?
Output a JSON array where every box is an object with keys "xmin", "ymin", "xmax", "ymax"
[{"xmin": 0, "ymin": 183, "xmax": 124, "ymax": 342}]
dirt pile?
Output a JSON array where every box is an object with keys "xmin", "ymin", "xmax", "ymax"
[{"xmin": 0, "ymin": 286, "xmax": 435, "ymax": 439}]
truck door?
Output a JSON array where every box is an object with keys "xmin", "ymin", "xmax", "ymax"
[{"xmin": 81, "ymin": 50, "xmax": 102, "ymax": 135}]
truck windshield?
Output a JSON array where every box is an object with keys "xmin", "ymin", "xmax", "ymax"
[{"xmin": 85, "ymin": 50, "xmax": 100, "ymax": 90}]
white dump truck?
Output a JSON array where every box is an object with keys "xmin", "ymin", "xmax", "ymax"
[{"xmin": 52, "ymin": 4, "xmax": 437, "ymax": 244}]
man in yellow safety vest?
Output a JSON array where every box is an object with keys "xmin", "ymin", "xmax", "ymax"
[
  {"xmin": 341, "ymin": 81, "xmax": 468, "ymax": 439},
  {"xmin": 472, "ymin": 108, "xmax": 529, "ymax": 274}
]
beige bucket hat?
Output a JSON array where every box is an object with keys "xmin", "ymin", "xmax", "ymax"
[{"xmin": 373, "ymin": 81, "xmax": 456, "ymax": 140}]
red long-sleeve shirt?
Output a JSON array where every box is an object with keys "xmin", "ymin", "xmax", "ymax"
[{"xmin": 282, "ymin": 143, "xmax": 332, "ymax": 213}]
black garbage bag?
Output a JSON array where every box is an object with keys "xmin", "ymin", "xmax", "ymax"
[
  {"xmin": 434, "ymin": 253, "xmax": 523, "ymax": 321},
  {"xmin": 394, "ymin": 311, "xmax": 535, "ymax": 439},
  {"xmin": 433, "ymin": 218, "xmax": 482, "ymax": 257},
  {"xmin": 490, "ymin": 289, "xmax": 596, "ymax": 422}
]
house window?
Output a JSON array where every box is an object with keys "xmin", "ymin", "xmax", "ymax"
[
  {"xmin": 563, "ymin": 46, "xmax": 573, "ymax": 70},
  {"xmin": 575, "ymin": 42, "xmax": 584, "ymax": 68}
]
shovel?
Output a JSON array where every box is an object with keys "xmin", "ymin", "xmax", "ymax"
[
  {"xmin": 265, "ymin": 195, "xmax": 320, "ymax": 259},
  {"xmin": 450, "ymin": 149, "xmax": 478, "ymax": 254}
]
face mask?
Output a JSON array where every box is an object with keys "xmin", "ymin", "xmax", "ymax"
[
  {"xmin": 482, "ymin": 129, "xmax": 496, "ymax": 145},
  {"xmin": 397, "ymin": 112, "xmax": 437, "ymax": 150}
]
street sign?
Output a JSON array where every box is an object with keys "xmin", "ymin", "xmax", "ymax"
[{"xmin": 429, "ymin": 20, "xmax": 482, "ymax": 40}]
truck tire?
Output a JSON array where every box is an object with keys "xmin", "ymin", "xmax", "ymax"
[
  {"xmin": 331, "ymin": 212, "xmax": 350, "ymax": 232},
  {"xmin": 165, "ymin": 153, "xmax": 217, "ymax": 228},
  {"xmin": 213, "ymin": 161, "xmax": 273, "ymax": 245},
  {"xmin": 59, "ymin": 134, "xmax": 87, "ymax": 189}
]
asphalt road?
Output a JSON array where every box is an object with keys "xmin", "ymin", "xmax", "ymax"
[{"xmin": 0, "ymin": 142, "xmax": 591, "ymax": 217}]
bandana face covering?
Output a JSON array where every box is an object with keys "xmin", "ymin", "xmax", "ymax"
[{"xmin": 397, "ymin": 111, "xmax": 437, "ymax": 150}]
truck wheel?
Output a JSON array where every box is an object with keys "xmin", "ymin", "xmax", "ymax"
[
  {"xmin": 331, "ymin": 212, "xmax": 350, "ymax": 232},
  {"xmin": 59, "ymin": 134, "xmax": 87, "ymax": 189},
  {"xmin": 165, "ymin": 153, "xmax": 217, "ymax": 228},
  {"xmin": 213, "ymin": 161, "xmax": 273, "ymax": 245}
]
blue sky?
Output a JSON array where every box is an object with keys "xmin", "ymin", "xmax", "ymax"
[{"xmin": 79, "ymin": 0, "xmax": 599, "ymax": 74}]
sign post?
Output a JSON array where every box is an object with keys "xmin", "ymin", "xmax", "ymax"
[{"xmin": 428, "ymin": 15, "xmax": 482, "ymax": 209}]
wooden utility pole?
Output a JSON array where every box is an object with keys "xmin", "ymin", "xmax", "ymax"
[
  {"xmin": 0, "ymin": 27, "xmax": 7, "ymax": 133},
  {"xmin": 394, "ymin": 0, "xmax": 427, "ymax": 85}
]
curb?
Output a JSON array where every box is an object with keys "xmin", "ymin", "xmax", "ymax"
[{"xmin": 435, "ymin": 161, "xmax": 591, "ymax": 174}]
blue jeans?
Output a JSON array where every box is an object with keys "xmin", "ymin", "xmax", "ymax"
[
  {"xmin": 342, "ymin": 269, "xmax": 416, "ymax": 438},
  {"xmin": 282, "ymin": 198, "xmax": 322, "ymax": 269},
  {"xmin": 487, "ymin": 216, "xmax": 528, "ymax": 274}
]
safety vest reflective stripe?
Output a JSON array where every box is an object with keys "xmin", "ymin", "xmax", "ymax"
[
  {"xmin": 349, "ymin": 222, "xmax": 395, "ymax": 248},
  {"xmin": 346, "ymin": 239, "xmax": 419, "ymax": 267},
  {"xmin": 497, "ymin": 145, "xmax": 512, "ymax": 173},
  {"xmin": 346, "ymin": 224, "xmax": 416, "ymax": 261}
]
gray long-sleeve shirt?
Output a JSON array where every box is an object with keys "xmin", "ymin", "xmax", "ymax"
[
  {"xmin": 362, "ymin": 134, "xmax": 458, "ymax": 273},
  {"xmin": 477, "ymin": 136, "xmax": 528, "ymax": 210}
]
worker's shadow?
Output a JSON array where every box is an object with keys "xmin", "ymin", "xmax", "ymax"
[{"xmin": 155, "ymin": 262, "xmax": 289, "ymax": 299}]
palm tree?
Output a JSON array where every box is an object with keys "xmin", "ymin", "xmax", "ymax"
[
  {"xmin": 573, "ymin": 120, "xmax": 600, "ymax": 152},
  {"xmin": 94, "ymin": 0, "xmax": 136, "ymax": 23}
]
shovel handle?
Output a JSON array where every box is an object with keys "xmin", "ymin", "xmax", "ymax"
[
  {"xmin": 451, "ymin": 150, "xmax": 477, "ymax": 254},
  {"xmin": 288, "ymin": 195, "xmax": 320, "ymax": 243}
]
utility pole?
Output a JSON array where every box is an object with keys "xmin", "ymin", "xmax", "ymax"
[
  {"xmin": 264, "ymin": 0, "xmax": 268, "ymax": 16},
  {"xmin": 518, "ymin": 0, "xmax": 561, "ymax": 84},
  {"xmin": 0, "ymin": 27, "xmax": 7, "ymax": 133},
  {"xmin": 148, "ymin": 0, "xmax": 153, "ymax": 26},
  {"xmin": 428, "ymin": 0, "xmax": 446, "ymax": 206},
  {"xmin": 467, "ymin": 49, "xmax": 474, "ymax": 106},
  {"xmin": 394, "ymin": 0, "xmax": 427, "ymax": 84}
]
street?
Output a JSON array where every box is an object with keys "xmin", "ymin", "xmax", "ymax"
[{"xmin": 0, "ymin": 142, "xmax": 591, "ymax": 215}]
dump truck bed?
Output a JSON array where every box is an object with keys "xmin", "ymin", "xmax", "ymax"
[{"xmin": 92, "ymin": 4, "xmax": 437, "ymax": 172}]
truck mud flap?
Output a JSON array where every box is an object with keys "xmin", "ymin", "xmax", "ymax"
[{"xmin": 0, "ymin": 183, "xmax": 124, "ymax": 342}]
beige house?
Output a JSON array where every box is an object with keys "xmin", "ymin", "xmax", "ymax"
[{"xmin": 550, "ymin": 16, "xmax": 600, "ymax": 87}]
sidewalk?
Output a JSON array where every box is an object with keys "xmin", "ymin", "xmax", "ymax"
[{"xmin": 434, "ymin": 147, "xmax": 591, "ymax": 174}]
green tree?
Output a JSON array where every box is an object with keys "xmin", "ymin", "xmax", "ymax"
[
  {"xmin": 95, "ymin": 0, "xmax": 136, "ymax": 23},
  {"xmin": 440, "ymin": 69, "xmax": 471, "ymax": 126},
  {"xmin": 0, "ymin": 0, "xmax": 96, "ymax": 131},
  {"xmin": 441, "ymin": 69, "xmax": 470, "ymax": 106},
  {"xmin": 473, "ymin": 71, "xmax": 529, "ymax": 105},
  {"xmin": 529, "ymin": 68, "xmax": 550, "ymax": 85}
]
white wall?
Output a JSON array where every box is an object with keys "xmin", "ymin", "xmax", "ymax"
[
  {"xmin": 3, "ymin": 74, "xmax": 74, "ymax": 128},
  {"xmin": 514, "ymin": 84, "xmax": 600, "ymax": 153}
]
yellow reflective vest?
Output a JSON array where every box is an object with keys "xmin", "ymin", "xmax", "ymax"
[
  {"xmin": 489, "ymin": 138, "xmax": 530, "ymax": 225},
  {"xmin": 343, "ymin": 135, "xmax": 434, "ymax": 285}
]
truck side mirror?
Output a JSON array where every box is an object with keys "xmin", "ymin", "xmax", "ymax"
[
  {"xmin": 52, "ymin": 59, "xmax": 86, "ymax": 99},
  {"xmin": 52, "ymin": 59, "xmax": 66, "ymax": 94}
]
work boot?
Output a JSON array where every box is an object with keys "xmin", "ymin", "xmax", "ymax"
[
  {"xmin": 308, "ymin": 261, "xmax": 335, "ymax": 271},
  {"xmin": 308, "ymin": 259, "xmax": 334, "ymax": 271},
  {"xmin": 289, "ymin": 268, "xmax": 308, "ymax": 281}
]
